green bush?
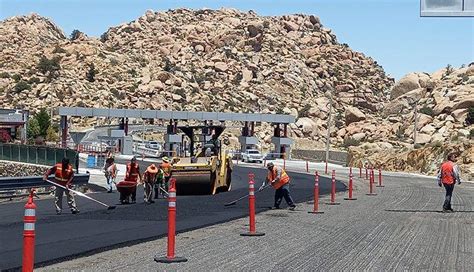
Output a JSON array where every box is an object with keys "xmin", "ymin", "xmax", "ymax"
[
  {"xmin": 298, "ymin": 104, "xmax": 311, "ymax": 118},
  {"xmin": 100, "ymin": 32, "xmax": 108, "ymax": 43},
  {"xmin": 109, "ymin": 58, "xmax": 119, "ymax": 66},
  {"xmin": 70, "ymin": 29, "xmax": 81, "ymax": 40},
  {"xmin": 28, "ymin": 77, "xmax": 41, "ymax": 84},
  {"xmin": 419, "ymin": 106, "xmax": 434, "ymax": 116},
  {"xmin": 52, "ymin": 45, "xmax": 67, "ymax": 54},
  {"xmin": 14, "ymin": 80, "xmax": 31, "ymax": 92},
  {"xmin": 342, "ymin": 137, "xmax": 360, "ymax": 148},
  {"xmin": 37, "ymin": 56, "xmax": 61, "ymax": 78},
  {"xmin": 467, "ymin": 107, "xmax": 474, "ymax": 125},
  {"xmin": 11, "ymin": 74, "xmax": 21, "ymax": 82},
  {"xmin": 86, "ymin": 63, "xmax": 97, "ymax": 82},
  {"xmin": 0, "ymin": 72, "xmax": 10, "ymax": 78}
]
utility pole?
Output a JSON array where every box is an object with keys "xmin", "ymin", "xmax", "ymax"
[
  {"xmin": 325, "ymin": 92, "xmax": 333, "ymax": 164},
  {"xmin": 413, "ymin": 102, "xmax": 418, "ymax": 146}
]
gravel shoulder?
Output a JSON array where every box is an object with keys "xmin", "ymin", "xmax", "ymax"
[{"xmin": 38, "ymin": 172, "xmax": 474, "ymax": 271}]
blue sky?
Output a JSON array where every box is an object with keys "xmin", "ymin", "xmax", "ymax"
[{"xmin": 0, "ymin": 0, "xmax": 473, "ymax": 79}]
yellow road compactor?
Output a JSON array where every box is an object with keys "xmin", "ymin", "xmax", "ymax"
[{"xmin": 171, "ymin": 126, "xmax": 233, "ymax": 195}]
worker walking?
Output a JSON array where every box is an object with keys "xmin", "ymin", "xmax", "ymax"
[
  {"xmin": 143, "ymin": 164, "xmax": 158, "ymax": 204},
  {"xmin": 160, "ymin": 156, "xmax": 172, "ymax": 196},
  {"xmin": 437, "ymin": 153, "xmax": 462, "ymax": 212},
  {"xmin": 123, "ymin": 156, "xmax": 141, "ymax": 204},
  {"xmin": 103, "ymin": 157, "xmax": 117, "ymax": 193},
  {"xmin": 43, "ymin": 158, "xmax": 80, "ymax": 215},
  {"xmin": 154, "ymin": 166, "xmax": 165, "ymax": 199},
  {"xmin": 261, "ymin": 162, "xmax": 296, "ymax": 210}
]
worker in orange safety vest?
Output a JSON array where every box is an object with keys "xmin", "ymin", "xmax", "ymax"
[
  {"xmin": 124, "ymin": 156, "xmax": 141, "ymax": 203},
  {"xmin": 43, "ymin": 158, "xmax": 79, "ymax": 215},
  {"xmin": 437, "ymin": 153, "xmax": 462, "ymax": 212},
  {"xmin": 260, "ymin": 162, "xmax": 296, "ymax": 211}
]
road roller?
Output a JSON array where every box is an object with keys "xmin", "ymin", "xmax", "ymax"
[{"xmin": 171, "ymin": 125, "xmax": 233, "ymax": 195}]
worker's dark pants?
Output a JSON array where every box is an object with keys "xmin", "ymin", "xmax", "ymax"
[
  {"xmin": 274, "ymin": 184, "xmax": 295, "ymax": 208},
  {"xmin": 443, "ymin": 183, "xmax": 455, "ymax": 210}
]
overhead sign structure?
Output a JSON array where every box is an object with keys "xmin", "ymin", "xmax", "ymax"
[{"xmin": 421, "ymin": 0, "xmax": 474, "ymax": 16}]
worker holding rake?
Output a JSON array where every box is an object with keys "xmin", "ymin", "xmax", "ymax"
[{"xmin": 143, "ymin": 164, "xmax": 159, "ymax": 204}]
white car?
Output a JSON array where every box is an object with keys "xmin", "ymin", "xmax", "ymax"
[
  {"xmin": 242, "ymin": 149, "xmax": 264, "ymax": 163},
  {"xmin": 146, "ymin": 141, "xmax": 161, "ymax": 150}
]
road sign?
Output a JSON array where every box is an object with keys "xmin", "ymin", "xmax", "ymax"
[{"xmin": 70, "ymin": 132, "xmax": 87, "ymax": 145}]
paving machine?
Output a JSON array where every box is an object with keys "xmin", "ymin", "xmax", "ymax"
[{"xmin": 171, "ymin": 125, "xmax": 233, "ymax": 195}]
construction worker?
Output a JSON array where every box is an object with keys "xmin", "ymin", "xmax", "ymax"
[
  {"xmin": 143, "ymin": 164, "xmax": 158, "ymax": 204},
  {"xmin": 261, "ymin": 162, "xmax": 296, "ymax": 210},
  {"xmin": 154, "ymin": 166, "xmax": 165, "ymax": 199},
  {"xmin": 43, "ymin": 158, "xmax": 80, "ymax": 215},
  {"xmin": 437, "ymin": 153, "xmax": 462, "ymax": 212},
  {"xmin": 124, "ymin": 156, "xmax": 141, "ymax": 204},
  {"xmin": 103, "ymin": 157, "xmax": 117, "ymax": 193},
  {"xmin": 160, "ymin": 156, "xmax": 172, "ymax": 196}
]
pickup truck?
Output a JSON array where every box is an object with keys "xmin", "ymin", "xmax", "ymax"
[{"xmin": 241, "ymin": 149, "xmax": 264, "ymax": 163}]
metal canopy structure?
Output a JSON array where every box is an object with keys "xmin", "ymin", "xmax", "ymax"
[{"xmin": 58, "ymin": 107, "xmax": 295, "ymax": 124}]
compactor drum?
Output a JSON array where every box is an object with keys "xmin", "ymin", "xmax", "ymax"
[{"xmin": 169, "ymin": 125, "xmax": 233, "ymax": 195}]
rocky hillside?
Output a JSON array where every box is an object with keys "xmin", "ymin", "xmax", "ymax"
[
  {"xmin": 0, "ymin": 9, "xmax": 392, "ymax": 142},
  {"xmin": 348, "ymin": 65, "xmax": 474, "ymax": 179}
]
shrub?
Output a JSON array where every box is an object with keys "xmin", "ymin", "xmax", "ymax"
[
  {"xmin": 470, "ymin": 128, "xmax": 474, "ymax": 139},
  {"xmin": 11, "ymin": 74, "xmax": 21, "ymax": 82},
  {"xmin": 35, "ymin": 108, "xmax": 51, "ymax": 137},
  {"xmin": 46, "ymin": 126, "xmax": 59, "ymax": 142},
  {"xmin": 466, "ymin": 107, "xmax": 474, "ymax": 125},
  {"xmin": 37, "ymin": 56, "xmax": 61, "ymax": 78},
  {"xmin": 28, "ymin": 77, "xmax": 41, "ymax": 84},
  {"xmin": 109, "ymin": 57, "xmax": 119, "ymax": 66},
  {"xmin": 414, "ymin": 143, "xmax": 422, "ymax": 149},
  {"xmin": 127, "ymin": 69, "xmax": 138, "ymax": 77},
  {"xmin": 70, "ymin": 29, "xmax": 81, "ymax": 40},
  {"xmin": 14, "ymin": 80, "xmax": 31, "ymax": 92},
  {"xmin": 0, "ymin": 129, "xmax": 11, "ymax": 143},
  {"xmin": 342, "ymin": 137, "xmax": 360, "ymax": 148},
  {"xmin": 52, "ymin": 45, "xmax": 67, "ymax": 54},
  {"xmin": 100, "ymin": 32, "xmax": 108, "ymax": 42},
  {"xmin": 0, "ymin": 71, "xmax": 10, "ymax": 78},
  {"xmin": 419, "ymin": 106, "xmax": 434, "ymax": 116},
  {"xmin": 430, "ymin": 141, "xmax": 443, "ymax": 148},
  {"xmin": 298, "ymin": 104, "xmax": 311, "ymax": 118},
  {"xmin": 86, "ymin": 63, "xmax": 97, "ymax": 82}
]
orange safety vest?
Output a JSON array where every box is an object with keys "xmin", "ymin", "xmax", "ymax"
[
  {"xmin": 267, "ymin": 166, "xmax": 290, "ymax": 189},
  {"xmin": 440, "ymin": 161, "xmax": 455, "ymax": 185},
  {"xmin": 126, "ymin": 163, "xmax": 140, "ymax": 182},
  {"xmin": 161, "ymin": 162, "xmax": 172, "ymax": 177},
  {"xmin": 54, "ymin": 163, "xmax": 73, "ymax": 186}
]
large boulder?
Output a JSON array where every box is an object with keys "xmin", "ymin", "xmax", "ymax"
[
  {"xmin": 390, "ymin": 73, "xmax": 430, "ymax": 99},
  {"xmin": 345, "ymin": 106, "xmax": 366, "ymax": 125},
  {"xmin": 295, "ymin": 117, "xmax": 317, "ymax": 135},
  {"xmin": 416, "ymin": 133, "xmax": 431, "ymax": 145}
]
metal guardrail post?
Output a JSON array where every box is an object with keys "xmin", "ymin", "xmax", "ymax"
[{"xmin": 35, "ymin": 147, "xmax": 38, "ymax": 165}]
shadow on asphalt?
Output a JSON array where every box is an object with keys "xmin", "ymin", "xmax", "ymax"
[{"xmin": 385, "ymin": 209, "xmax": 474, "ymax": 213}]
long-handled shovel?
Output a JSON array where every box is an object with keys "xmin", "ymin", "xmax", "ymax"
[
  {"xmin": 158, "ymin": 185, "xmax": 169, "ymax": 197},
  {"xmin": 46, "ymin": 179, "xmax": 116, "ymax": 210},
  {"xmin": 224, "ymin": 183, "xmax": 271, "ymax": 207}
]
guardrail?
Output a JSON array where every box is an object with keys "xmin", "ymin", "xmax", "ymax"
[
  {"xmin": 0, "ymin": 143, "xmax": 78, "ymax": 167},
  {"xmin": 0, "ymin": 173, "xmax": 90, "ymax": 190}
]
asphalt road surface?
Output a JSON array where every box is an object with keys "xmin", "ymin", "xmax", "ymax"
[{"xmin": 0, "ymin": 166, "xmax": 345, "ymax": 270}]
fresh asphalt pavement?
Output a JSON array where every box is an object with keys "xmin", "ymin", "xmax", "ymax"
[{"xmin": 0, "ymin": 165, "xmax": 345, "ymax": 270}]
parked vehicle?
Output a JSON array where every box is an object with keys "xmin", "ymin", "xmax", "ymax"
[
  {"xmin": 146, "ymin": 141, "xmax": 161, "ymax": 150},
  {"xmin": 242, "ymin": 149, "xmax": 263, "ymax": 163}
]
